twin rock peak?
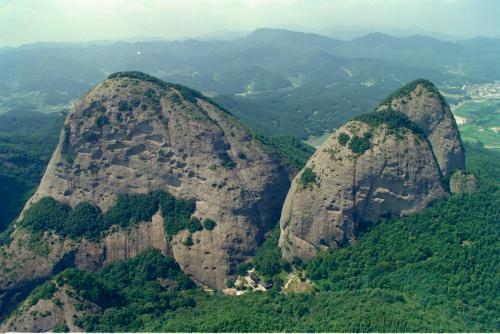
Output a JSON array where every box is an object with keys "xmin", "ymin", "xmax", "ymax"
[{"xmin": 15, "ymin": 73, "xmax": 468, "ymax": 290}]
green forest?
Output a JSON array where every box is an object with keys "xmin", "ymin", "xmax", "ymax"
[
  {"xmin": 0, "ymin": 110, "xmax": 64, "ymax": 232},
  {"xmin": 21, "ymin": 190, "xmax": 201, "ymax": 241},
  {"xmin": 21, "ymin": 142, "xmax": 499, "ymax": 332}
]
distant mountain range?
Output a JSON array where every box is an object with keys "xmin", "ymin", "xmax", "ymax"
[{"xmin": 1, "ymin": 28, "xmax": 499, "ymax": 138}]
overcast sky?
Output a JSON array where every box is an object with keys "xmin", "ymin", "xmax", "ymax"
[{"xmin": 1, "ymin": 0, "xmax": 499, "ymax": 46}]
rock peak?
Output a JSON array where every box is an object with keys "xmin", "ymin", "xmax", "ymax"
[
  {"xmin": 279, "ymin": 79, "xmax": 465, "ymax": 260},
  {"xmin": 376, "ymin": 79, "xmax": 465, "ymax": 176},
  {"xmin": 378, "ymin": 78, "xmax": 445, "ymax": 107},
  {"xmin": 9, "ymin": 73, "xmax": 290, "ymax": 290}
]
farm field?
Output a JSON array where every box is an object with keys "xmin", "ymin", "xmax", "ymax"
[{"xmin": 452, "ymin": 99, "xmax": 500, "ymax": 150}]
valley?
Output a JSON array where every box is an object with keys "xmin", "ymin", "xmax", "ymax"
[
  {"xmin": 1, "ymin": 29, "xmax": 499, "ymax": 137},
  {"xmin": 0, "ymin": 91, "xmax": 71, "ymax": 115}
]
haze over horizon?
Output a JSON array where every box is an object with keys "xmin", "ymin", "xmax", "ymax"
[{"xmin": 1, "ymin": 0, "xmax": 500, "ymax": 47}]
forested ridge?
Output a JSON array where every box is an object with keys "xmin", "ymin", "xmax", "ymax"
[{"xmin": 20, "ymin": 190, "xmax": 200, "ymax": 241}]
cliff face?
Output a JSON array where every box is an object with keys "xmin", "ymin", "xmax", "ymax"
[
  {"xmin": 74, "ymin": 211, "xmax": 171, "ymax": 271},
  {"xmin": 0, "ymin": 216, "xmax": 170, "ymax": 321},
  {"xmin": 26, "ymin": 73, "xmax": 289, "ymax": 223},
  {"xmin": 377, "ymin": 80, "xmax": 465, "ymax": 176},
  {"xmin": 2, "ymin": 71, "xmax": 289, "ymax": 299},
  {"xmin": 279, "ymin": 80, "xmax": 462, "ymax": 260}
]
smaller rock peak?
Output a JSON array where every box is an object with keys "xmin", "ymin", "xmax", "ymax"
[
  {"xmin": 450, "ymin": 171, "xmax": 478, "ymax": 194},
  {"xmin": 375, "ymin": 78, "xmax": 464, "ymax": 176},
  {"xmin": 279, "ymin": 108, "xmax": 448, "ymax": 260}
]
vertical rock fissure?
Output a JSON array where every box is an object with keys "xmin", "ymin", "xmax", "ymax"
[
  {"xmin": 424, "ymin": 135, "xmax": 445, "ymax": 179},
  {"xmin": 351, "ymin": 158, "xmax": 358, "ymax": 226},
  {"xmin": 360, "ymin": 157, "xmax": 388, "ymax": 220}
]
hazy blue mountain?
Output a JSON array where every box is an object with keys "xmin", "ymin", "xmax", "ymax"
[
  {"xmin": 458, "ymin": 36, "xmax": 500, "ymax": 51},
  {"xmin": 241, "ymin": 28, "xmax": 342, "ymax": 51},
  {"xmin": 196, "ymin": 30, "xmax": 251, "ymax": 41},
  {"xmin": 1, "ymin": 28, "xmax": 498, "ymax": 136},
  {"xmin": 335, "ymin": 33, "xmax": 464, "ymax": 68}
]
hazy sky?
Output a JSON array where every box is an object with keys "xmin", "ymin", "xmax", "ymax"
[{"xmin": 1, "ymin": 0, "xmax": 499, "ymax": 46}]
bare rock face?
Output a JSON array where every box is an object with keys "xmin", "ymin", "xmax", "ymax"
[
  {"xmin": 10, "ymin": 71, "xmax": 289, "ymax": 289},
  {"xmin": 74, "ymin": 211, "xmax": 172, "ymax": 271},
  {"xmin": 279, "ymin": 80, "xmax": 462, "ymax": 261},
  {"xmin": 376, "ymin": 79, "xmax": 465, "ymax": 176},
  {"xmin": 279, "ymin": 122, "xmax": 448, "ymax": 260}
]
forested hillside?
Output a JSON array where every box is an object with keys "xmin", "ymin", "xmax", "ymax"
[
  {"xmin": 0, "ymin": 110, "xmax": 64, "ymax": 232},
  {"xmin": 8, "ymin": 143, "xmax": 498, "ymax": 332}
]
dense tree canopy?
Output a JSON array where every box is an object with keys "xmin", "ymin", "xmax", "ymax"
[
  {"xmin": 0, "ymin": 111, "xmax": 64, "ymax": 232},
  {"xmin": 253, "ymin": 228, "xmax": 283, "ymax": 278},
  {"xmin": 353, "ymin": 108, "xmax": 424, "ymax": 136},
  {"xmin": 60, "ymin": 249, "xmax": 195, "ymax": 332},
  {"xmin": 20, "ymin": 190, "xmax": 203, "ymax": 241},
  {"xmin": 378, "ymin": 78, "xmax": 445, "ymax": 106}
]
